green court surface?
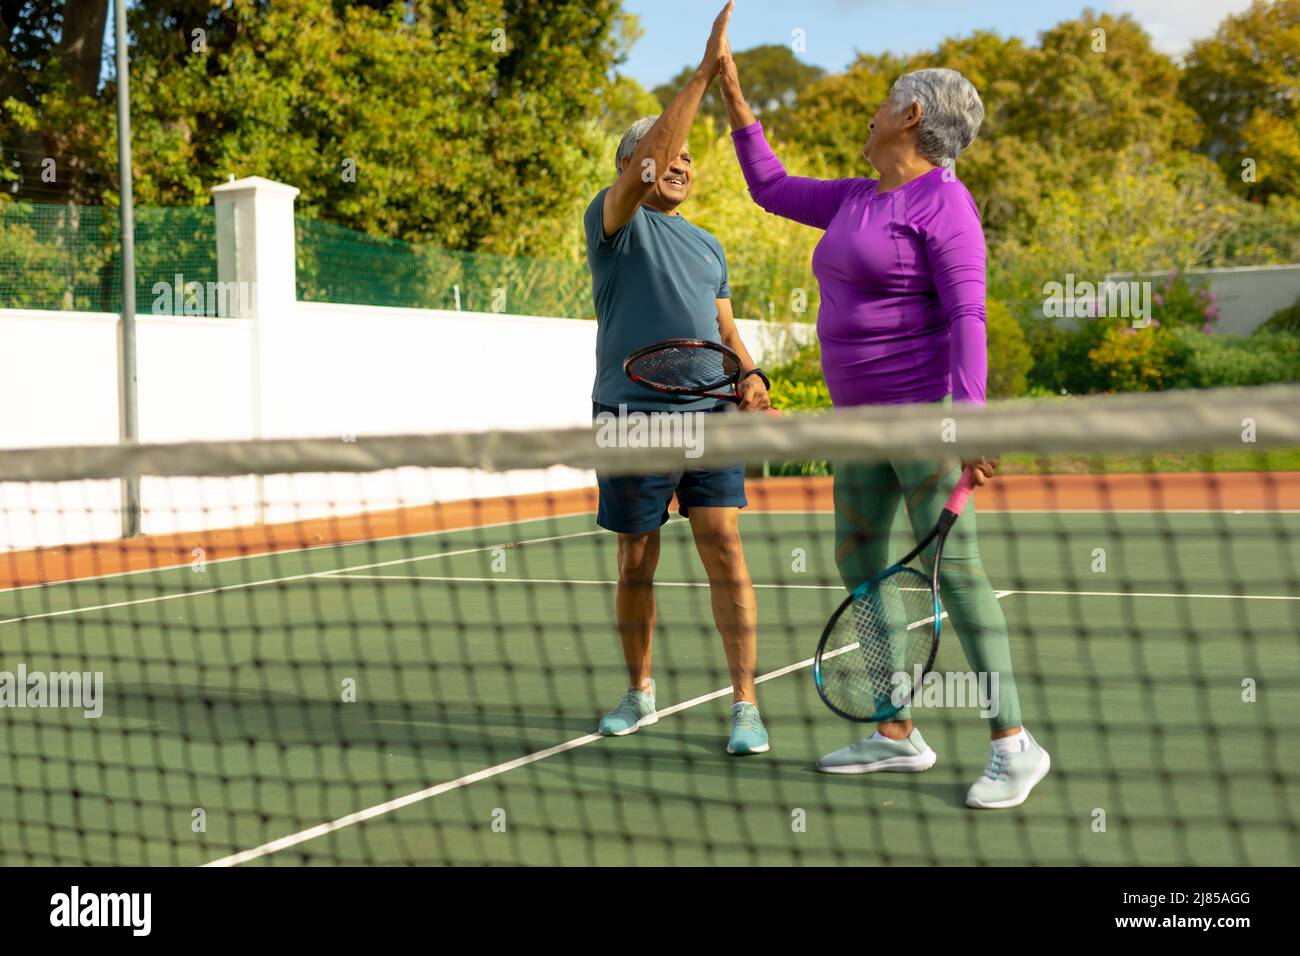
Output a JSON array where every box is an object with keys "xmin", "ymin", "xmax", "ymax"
[{"xmin": 1, "ymin": 507, "xmax": 1297, "ymax": 866}]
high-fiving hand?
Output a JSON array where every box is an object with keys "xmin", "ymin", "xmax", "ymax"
[
  {"xmin": 698, "ymin": 1, "xmax": 735, "ymax": 76},
  {"xmin": 718, "ymin": 39, "xmax": 740, "ymax": 92},
  {"xmin": 716, "ymin": 32, "xmax": 756, "ymax": 130}
]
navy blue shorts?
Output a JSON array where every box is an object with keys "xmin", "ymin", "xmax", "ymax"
[{"xmin": 593, "ymin": 401, "xmax": 747, "ymax": 534}]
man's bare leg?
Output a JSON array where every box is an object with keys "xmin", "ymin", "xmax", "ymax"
[
  {"xmin": 615, "ymin": 528, "xmax": 660, "ymax": 690},
  {"xmin": 686, "ymin": 507, "xmax": 757, "ymax": 704}
]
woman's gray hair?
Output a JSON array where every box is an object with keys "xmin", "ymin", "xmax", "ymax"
[
  {"xmin": 889, "ymin": 68, "xmax": 984, "ymax": 164},
  {"xmin": 615, "ymin": 115, "xmax": 659, "ymax": 176}
]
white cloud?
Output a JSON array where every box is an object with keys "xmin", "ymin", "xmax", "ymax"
[{"xmin": 1112, "ymin": 0, "xmax": 1255, "ymax": 57}]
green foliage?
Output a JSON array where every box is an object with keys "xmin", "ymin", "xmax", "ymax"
[
  {"xmin": 5, "ymin": 0, "xmax": 629, "ymax": 260},
  {"xmin": 1086, "ymin": 323, "xmax": 1186, "ymax": 392},
  {"xmin": 652, "ymin": 45, "xmax": 824, "ymax": 137},
  {"xmin": 766, "ymin": 337, "xmax": 829, "ymax": 408},
  {"xmin": 1150, "ymin": 272, "xmax": 1221, "ymax": 331},
  {"xmin": 295, "ymin": 217, "xmax": 589, "ymax": 316},
  {"xmin": 986, "ymin": 299, "xmax": 1033, "ymax": 398},
  {"xmin": 1210, "ymin": 195, "xmax": 1300, "ymax": 265},
  {"xmin": 1021, "ymin": 317, "xmax": 1108, "ymax": 395},
  {"xmin": 684, "ymin": 119, "xmax": 826, "ymax": 321},
  {"xmin": 598, "ymin": 74, "xmax": 663, "ymax": 137},
  {"xmin": 775, "ymin": 52, "xmax": 903, "ymax": 175},
  {"xmin": 783, "ymin": 15, "xmax": 1202, "ymax": 240},
  {"xmin": 1181, "ymin": 0, "xmax": 1300, "ymax": 200},
  {"xmin": 1021, "ymin": 271, "xmax": 1299, "ymax": 395},
  {"xmin": 760, "ymin": 338, "xmax": 832, "ymax": 475},
  {"xmin": 768, "ymin": 378, "xmax": 833, "ymax": 412},
  {"xmin": 0, "ymin": 204, "xmax": 80, "ymax": 308},
  {"xmin": 1256, "ymin": 296, "xmax": 1300, "ymax": 335},
  {"xmin": 1024, "ymin": 273, "xmax": 1226, "ymax": 394},
  {"xmin": 1168, "ymin": 328, "xmax": 1300, "ymax": 387},
  {"xmin": 0, "ymin": 201, "xmax": 217, "ymax": 313},
  {"xmin": 993, "ymin": 151, "xmax": 1239, "ymax": 294}
]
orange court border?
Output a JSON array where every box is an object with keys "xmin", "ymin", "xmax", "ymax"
[{"xmin": 2, "ymin": 472, "xmax": 1296, "ymax": 590}]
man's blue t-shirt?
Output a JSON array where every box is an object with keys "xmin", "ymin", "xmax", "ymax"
[{"xmin": 584, "ymin": 187, "xmax": 730, "ymax": 411}]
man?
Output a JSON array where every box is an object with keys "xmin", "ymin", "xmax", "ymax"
[{"xmin": 584, "ymin": 1, "xmax": 770, "ymax": 756}]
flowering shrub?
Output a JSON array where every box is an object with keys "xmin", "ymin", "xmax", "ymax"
[
  {"xmin": 1150, "ymin": 272, "xmax": 1219, "ymax": 331},
  {"xmin": 1087, "ymin": 323, "xmax": 1185, "ymax": 392}
]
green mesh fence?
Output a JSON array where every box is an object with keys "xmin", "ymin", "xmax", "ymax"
[
  {"xmin": 0, "ymin": 203, "xmax": 591, "ymax": 319},
  {"xmin": 295, "ymin": 217, "xmax": 592, "ymax": 318},
  {"xmin": 0, "ymin": 202, "xmax": 217, "ymax": 314}
]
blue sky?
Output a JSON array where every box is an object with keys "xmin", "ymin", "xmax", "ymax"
[{"xmin": 618, "ymin": 0, "xmax": 1254, "ymax": 90}]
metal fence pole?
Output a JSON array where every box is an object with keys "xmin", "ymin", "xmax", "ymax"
[{"xmin": 114, "ymin": 0, "xmax": 141, "ymax": 537}]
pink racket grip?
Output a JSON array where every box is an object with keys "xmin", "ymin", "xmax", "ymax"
[
  {"xmin": 944, "ymin": 468, "xmax": 977, "ymax": 516},
  {"xmin": 764, "ymin": 407, "xmax": 783, "ymax": 417}
]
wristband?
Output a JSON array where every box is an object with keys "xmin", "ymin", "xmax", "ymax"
[{"xmin": 741, "ymin": 367, "xmax": 770, "ymax": 391}]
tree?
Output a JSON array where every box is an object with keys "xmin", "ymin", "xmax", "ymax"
[
  {"xmin": 3, "ymin": 0, "xmax": 631, "ymax": 257},
  {"xmin": 1, "ymin": 0, "xmax": 112, "ymax": 205},
  {"xmin": 993, "ymin": 148, "xmax": 1239, "ymax": 311},
  {"xmin": 1181, "ymin": 0, "xmax": 1300, "ymax": 200},
  {"xmin": 598, "ymin": 74, "xmax": 662, "ymax": 137},
  {"xmin": 782, "ymin": 15, "xmax": 1202, "ymax": 240},
  {"xmin": 775, "ymin": 51, "xmax": 903, "ymax": 173},
  {"xmin": 652, "ymin": 44, "xmax": 823, "ymax": 136}
]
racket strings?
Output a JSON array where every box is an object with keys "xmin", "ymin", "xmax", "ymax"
[
  {"xmin": 628, "ymin": 344, "xmax": 740, "ymax": 392},
  {"xmin": 819, "ymin": 570, "xmax": 939, "ymax": 720}
]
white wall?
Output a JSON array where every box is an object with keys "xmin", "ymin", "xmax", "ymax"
[
  {"xmin": 1191, "ymin": 264, "xmax": 1300, "ymax": 335},
  {"xmin": 1037, "ymin": 264, "xmax": 1300, "ymax": 334},
  {"xmin": 1, "ymin": 175, "xmax": 817, "ymax": 551},
  {"xmin": 0, "ymin": 310, "xmax": 120, "ymax": 449},
  {"xmin": 0, "ymin": 264, "xmax": 811, "ymax": 549},
  {"xmin": 0, "ymin": 309, "xmax": 260, "ymax": 550},
  {"xmin": 278, "ymin": 303, "xmax": 599, "ymax": 435}
]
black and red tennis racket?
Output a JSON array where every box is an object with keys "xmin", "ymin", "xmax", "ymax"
[{"xmin": 623, "ymin": 338, "xmax": 780, "ymax": 414}]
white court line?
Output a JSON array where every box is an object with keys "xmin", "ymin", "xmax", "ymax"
[
  {"xmin": 193, "ymin": 569, "xmax": 1294, "ymax": 865},
  {"xmin": 204, "ymin": 653, "xmax": 842, "ymax": 868},
  {"xmin": 323, "ymin": 573, "xmax": 848, "ymax": 591},
  {"xmin": 1002, "ymin": 587, "xmax": 1300, "ymax": 602},
  {"xmin": 751, "ymin": 509, "xmax": 1300, "ymax": 515},
  {"xmin": 13, "ymin": 497, "xmax": 1294, "ymax": 863},
  {"xmin": 7, "ymin": 504, "xmax": 1292, "ymax": 597},
  {"xmin": 0, "ymin": 510, "xmax": 607, "ymax": 596},
  {"xmin": 8, "ymin": 504, "xmax": 1293, "ymax": 596},
  {"xmin": 0, "ymin": 530, "xmax": 602, "ymax": 627},
  {"xmin": 204, "ymin": 588, "xmax": 1008, "ymax": 867},
  {"xmin": 322, "ymin": 573, "xmax": 1299, "ymax": 603},
  {"xmin": 203, "ymin": 731, "xmax": 606, "ymax": 867}
]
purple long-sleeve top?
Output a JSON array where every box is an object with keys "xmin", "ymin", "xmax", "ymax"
[{"xmin": 732, "ymin": 122, "xmax": 988, "ymax": 407}]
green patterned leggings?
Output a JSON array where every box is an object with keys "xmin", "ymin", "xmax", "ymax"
[{"xmin": 833, "ymin": 456, "xmax": 1023, "ymax": 731}]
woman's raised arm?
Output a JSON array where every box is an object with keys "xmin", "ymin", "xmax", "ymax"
[{"xmin": 719, "ymin": 50, "xmax": 857, "ymax": 230}]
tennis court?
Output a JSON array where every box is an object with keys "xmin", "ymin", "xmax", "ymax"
[{"xmin": 2, "ymin": 467, "xmax": 1296, "ymax": 867}]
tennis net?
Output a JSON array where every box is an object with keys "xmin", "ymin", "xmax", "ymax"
[{"xmin": 1, "ymin": 385, "xmax": 1298, "ymax": 866}]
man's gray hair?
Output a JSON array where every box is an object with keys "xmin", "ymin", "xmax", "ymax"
[
  {"xmin": 889, "ymin": 68, "xmax": 985, "ymax": 164},
  {"xmin": 615, "ymin": 115, "xmax": 659, "ymax": 176}
]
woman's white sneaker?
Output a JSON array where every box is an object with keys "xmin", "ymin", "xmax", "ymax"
[
  {"xmin": 816, "ymin": 728, "xmax": 937, "ymax": 774},
  {"xmin": 966, "ymin": 730, "xmax": 1050, "ymax": 809}
]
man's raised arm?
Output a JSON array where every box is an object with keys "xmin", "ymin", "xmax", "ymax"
[{"xmin": 602, "ymin": 1, "xmax": 734, "ymax": 238}]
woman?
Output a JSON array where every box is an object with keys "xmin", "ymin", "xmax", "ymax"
[{"xmin": 718, "ymin": 55, "xmax": 1049, "ymax": 808}]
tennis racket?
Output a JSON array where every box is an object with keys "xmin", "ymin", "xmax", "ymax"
[
  {"xmin": 813, "ymin": 468, "xmax": 977, "ymax": 722},
  {"xmin": 623, "ymin": 338, "xmax": 780, "ymax": 414}
]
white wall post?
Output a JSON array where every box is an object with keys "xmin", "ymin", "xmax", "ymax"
[
  {"xmin": 212, "ymin": 177, "xmax": 300, "ymax": 440},
  {"xmin": 212, "ymin": 176, "xmax": 301, "ymax": 518}
]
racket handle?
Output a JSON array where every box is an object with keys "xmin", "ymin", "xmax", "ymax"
[
  {"xmin": 764, "ymin": 407, "xmax": 783, "ymax": 417},
  {"xmin": 943, "ymin": 468, "xmax": 977, "ymax": 516}
]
